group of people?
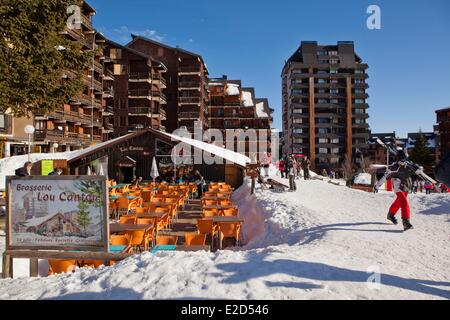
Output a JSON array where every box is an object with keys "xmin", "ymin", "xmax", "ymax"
[
  {"xmin": 278, "ymin": 156, "xmax": 312, "ymax": 181},
  {"xmin": 411, "ymin": 179, "xmax": 448, "ymax": 194},
  {"xmin": 15, "ymin": 162, "xmax": 63, "ymax": 177}
]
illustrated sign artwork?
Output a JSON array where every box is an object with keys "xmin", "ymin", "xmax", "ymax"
[{"xmin": 6, "ymin": 176, "xmax": 108, "ymax": 250}]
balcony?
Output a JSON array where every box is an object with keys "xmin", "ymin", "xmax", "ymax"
[
  {"xmin": 80, "ymin": 14, "xmax": 93, "ymax": 30},
  {"xmin": 34, "ymin": 130, "xmax": 64, "ymax": 142},
  {"xmin": 103, "ymin": 88, "xmax": 114, "ymax": 99},
  {"xmin": 178, "ymin": 66, "xmax": 201, "ymax": 75},
  {"xmin": 178, "ymin": 112, "xmax": 200, "ymax": 119},
  {"xmin": 129, "ymin": 89, "xmax": 152, "ymax": 99},
  {"xmin": 152, "ymin": 91, "xmax": 167, "ymax": 104},
  {"xmin": 179, "ymin": 97, "xmax": 201, "ymax": 105},
  {"xmin": 129, "ymin": 72, "xmax": 152, "ymax": 82},
  {"xmin": 92, "ymin": 60, "xmax": 103, "ymax": 74},
  {"xmin": 129, "ymin": 107, "xmax": 154, "ymax": 116},
  {"xmin": 128, "ymin": 124, "xmax": 148, "ymax": 132},
  {"xmin": 61, "ymin": 27, "xmax": 83, "ymax": 41},
  {"xmin": 152, "ymin": 74, "xmax": 167, "ymax": 88},
  {"xmin": 102, "ymin": 106, "xmax": 114, "ymax": 116},
  {"xmin": 178, "ymin": 81, "xmax": 201, "ymax": 90}
]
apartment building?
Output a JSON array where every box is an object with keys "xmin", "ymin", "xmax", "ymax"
[
  {"xmin": 208, "ymin": 75, "xmax": 273, "ymax": 160},
  {"xmin": 126, "ymin": 35, "xmax": 209, "ymax": 133},
  {"xmin": 0, "ymin": 115, "xmax": 35, "ymax": 158},
  {"xmin": 282, "ymin": 41, "xmax": 370, "ymax": 170},
  {"xmin": 33, "ymin": 2, "xmax": 105, "ymax": 152},
  {"xmin": 104, "ymin": 40, "xmax": 167, "ymax": 137},
  {"xmin": 436, "ymin": 107, "xmax": 450, "ymax": 160}
]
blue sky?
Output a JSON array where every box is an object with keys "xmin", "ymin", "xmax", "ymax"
[{"xmin": 90, "ymin": 0, "xmax": 450, "ymax": 137}]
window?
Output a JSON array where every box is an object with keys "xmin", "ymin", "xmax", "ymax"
[
  {"xmin": 354, "ymin": 108, "xmax": 365, "ymax": 114},
  {"xmin": 354, "ymin": 79, "xmax": 365, "ymax": 84},
  {"xmin": 331, "ymin": 138, "xmax": 339, "ymax": 144},
  {"xmin": 110, "ymin": 48, "xmax": 122, "ymax": 59},
  {"xmin": 318, "ymin": 79, "xmax": 327, "ymax": 84},
  {"xmin": 355, "ymin": 89, "xmax": 365, "ymax": 94},
  {"xmin": 330, "ymin": 79, "xmax": 339, "ymax": 84},
  {"xmin": 319, "ymin": 148, "xmax": 328, "ymax": 154},
  {"xmin": 331, "ymin": 148, "xmax": 340, "ymax": 154},
  {"xmin": 330, "ymin": 68, "xmax": 338, "ymax": 74},
  {"xmin": 330, "ymin": 99, "xmax": 339, "ymax": 104},
  {"xmin": 354, "ymin": 118, "xmax": 366, "ymax": 124},
  {"xmin": 293, "ymin": 129, "xmax": 303, "ymax": 134},
  {"xmin": 0, "ymin": 114, "xmax": 4, "ymax": 128},
  {"xmin": 293, "ymin": 119, "xmax": 303, "ymax": 124},
  {"xmin": 294, "ymin": 138, "xmax": 303, "ymax": 144},
  {"xmin": 318, "ymin": 89, "xmax": 326, "ymax": 94},
  {"xmin": 354, "ymin": 99, "xmax": 365, "ymax": 104},
  {"xmin": 318, "ymin": 50, "xmax": 327, "ymax": 56},
  {"xmin": 113, "ymin": 64, "xmax": 126, "ymax": 75},
  {"xmin": 293, "ymin": 109, "xmax": 303, "ymax": 114},
  {"xmin": 292, "ymin": 89, "xmax": 303, "ymax": 94},
  {"xmin": 328, "ymin": 51, "xmax": 338, "ymax": 56},
  {"xmin": 355, "ymin": 69, "xmax": 364, "ymax": 74},
  {"xmin": 318, "ymin": 99, "xmax": 328, "ymax": 104},
  {"xmin": 330, "ymin": 89, "xmax": 339, "ymax": 94},
  {"xmin": 318, "ymin": 138, "xmax": 328, "ymax": 144},
  {"xmin": 330, "ymin": 59, "xmax": 339, "ymax": 64},
  {"xmin": 318, "ymin": 128, "xmax": 328, "ymax": 134}
]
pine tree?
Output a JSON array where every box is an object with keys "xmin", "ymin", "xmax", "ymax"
[
  {"xmin": 409, "ymin": 132, "xmax": 433, "ymax": 167},
  {"xmin": 0, "ymin": 0, "xmax": 93, "ymax": 117},
  {"xmin": 77, "ymin": 201, "xmax": 92, "ymax": 237}
]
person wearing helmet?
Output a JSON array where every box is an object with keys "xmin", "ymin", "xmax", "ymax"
[{"xmin": 375, "ymin": 149, "xmax": 416, "ymax": 231}]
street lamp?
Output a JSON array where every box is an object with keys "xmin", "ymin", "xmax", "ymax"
[
  {"xmin": 53, "ymin": 143, "xmax": 59, "ymax": 153},
  {"xmin": 24, "ymin": 125, "xmax": 35, "ymax": 162}
]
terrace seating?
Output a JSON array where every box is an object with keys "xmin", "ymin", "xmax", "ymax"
[
  {"xmin": 222, "ymin": 208, "xmax": 239, "ymax": 217},
  {"xmin": 119, "ymin": 215, "xmax": 136, "ymax": 224},
  {"xmin": 156, "ymin": 235, "xmax": 178, "ymax": 245},
  {"xmin": 218, "ymin": 222, "xmax": 241, "ymax": 247},
  {"xmin": 184, "ymin": 233, "xmax": 206, "ymax": 246}
]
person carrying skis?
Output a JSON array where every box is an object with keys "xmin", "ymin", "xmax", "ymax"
[{"xmin": 375, "ymin": 149, "xmax": 419, "ymax": 231}]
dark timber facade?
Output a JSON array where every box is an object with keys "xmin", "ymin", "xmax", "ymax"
[
  {"xmin": 282, "ymin": 41, "xmax": 370, "ymax": 170},
  {"xmin": 126, "ymin": 35, "xmax": 209, "ymax": 133},
  {"xmin": 436, "ymin": 107, "xmax": 450, "ymax": 160}
]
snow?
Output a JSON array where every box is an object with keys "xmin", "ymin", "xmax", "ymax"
[
  {"xmin": 241, "ymin": 91, "xmax": 254, "ymax": 107},
  {"xmin": 161, "ymin": 131, "xmax": 251, "ymax": 167},
  {"xmin": 256, "ymin": 102, "xmax": 269, "ymax": 118},
  {"xmin": 0, "ymin": 152, "xmax": 73, "ymax": 190},
  {"xmin": 225, "ymin": 83, "xmax": 240, "ymax": 96},
  {"xmin": 0, "ymin": 177, "xmax": 449, "ymax": 299},
  {"xmin": 354, "ymin": 173, "xmax": 372, "ymax": 186}
]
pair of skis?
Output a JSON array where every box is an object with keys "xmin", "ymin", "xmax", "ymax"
[{"xmin": 372, "ymin": 138, "xmax": 437, "ymax": 184}]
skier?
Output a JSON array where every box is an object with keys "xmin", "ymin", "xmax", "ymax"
[
  {"xmin": 301, "ymin": 156, "xmax": 311, "ymax": 180},
  {"xmin": 375, "ymin": 149, "xmax": 420, "ymax": 231}
]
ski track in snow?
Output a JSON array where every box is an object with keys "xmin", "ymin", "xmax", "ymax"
[{"xmin": 0, "ymin": 178, "xmax": 449, "ymax": 300}]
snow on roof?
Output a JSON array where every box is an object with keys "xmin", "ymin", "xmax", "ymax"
[
  {"xmin": 24, "ymin": 211, "xmax": 63, "ymax": 228},
  {"xmin": 67, "ymin": 133, "xmax": 135, "ymax": 161},
  {"xmin": 255, "ymin": 102, "xmax": 269, "ymax": 118},
  {"xmin": 242, "ymin": 91, "xmax": 254, "ymax": 107},
  {"xmin": 160, "ymin": 131, "xmax": 251, "ymax": 167},
  {"xmin": 208, "ymin": 82, "xmax": 223, "ymax": 86},
  {"xmin": 225, "ymin": 83, "xmax": 240, "ymax": 96}
]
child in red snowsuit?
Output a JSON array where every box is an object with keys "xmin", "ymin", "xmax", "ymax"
[{"xmin": 375, "ymin": 160, "xmax": 417, "ymax": 231}]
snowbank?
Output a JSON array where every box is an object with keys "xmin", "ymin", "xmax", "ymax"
[{"xmin": 0, "ymin": 152, "xmax": 74, "ymax": 190}]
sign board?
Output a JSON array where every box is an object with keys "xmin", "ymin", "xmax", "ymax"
[
  {"xmin": 41, "ymin": 160, "xmax": 54, "ymax": 176},
  {"xmin": 5, "ymin": 176, "xmax": 109, "ymax": 251}
]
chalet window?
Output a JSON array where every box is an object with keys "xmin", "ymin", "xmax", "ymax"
[
  {"xmin": 113, "ymin": 64, "xmax": 126, "ymax": 75},
  {"xmin": 110, "ymin": 48, "xmax": 122, "ymax": 59}
]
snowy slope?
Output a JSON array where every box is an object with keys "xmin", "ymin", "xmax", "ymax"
[{"xmin": 0, "ymin": 178, "xmax": 449, "ymax": 300}]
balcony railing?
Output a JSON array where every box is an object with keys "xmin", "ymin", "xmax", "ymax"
[
  {"xmin": 129, "ymin": 89, "xmax": 151, "ymax": 97},
  {"xmin": 153, "ymin": 74, "xmax": 167, "ymax": 86},
  {"xmin": 80, "ymin": 14, "xmax": 93, "ymax": 29},
  {"xmin": 179, "ymin": 97, "xmax": 200, "ymax": 104},
  {"xmin": 179, "ymin": 81, "xmax": 201, "ymax": 88},
  {"xmin": 178, "ymin": 112, "xmax": 199, "ymax": 119},
  {"xmin": 178, "ymin": 66, "xmax": 201, "ymax": 74},
  {"xmin": 129, "ymin": 72, "xmax": 152, "ymax": 81}
]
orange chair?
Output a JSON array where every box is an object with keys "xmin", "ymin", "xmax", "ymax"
[
  {"xmin": 219, "ymin": 200, "xmax": 233, "ymax": 206},
  {"xmin": 133, "ymin": 207, "xmax": 148, "ymax": 215},
  {"xmin": 145, "ymin": 227, "xmax": 155, "ymax": 248},
  {"xmin": 48, "ymin": 260, "xmax": 77, "ymax": 275},
  {"xmin": 110, "ymin": 234, "xmax": 131, "ymax": 246},
  {"xmin": 222, "ymin": 208, "xmax": 239, "ymax": 217},
  {"xmin": 128, "ymin": 191, "xmax": 141, "ymax": 197},
  {"xmin": 184, "ymin": 233, "xmax": 206, "ymax": 246},
  {"xmin": 109, "ymin": 199, "xmax": 118, "ymax": 219},
  {"xmin": 156, "ymin": 235, "xmax": 178, "ymax": 245},
  {"xmin": 156, "ymin": 213, "xmax": 170, "ymax": 232},
  {"xmin": 116, "ymin": 198, "xmax": 133, "ymax": 214},
  {"xmin": 203, "ymin": 199, "xmax": 218, "ymax": 206},
  {"xmin": 197, "ymin": 219, "xmax": 218, "ymax": 237},
  {"xmin": 218, "ymin": 222, "xmax": 241, "ymax": 248},
  {"xmin": 125, "ymin": 229, "xmax": 149, "ymax": 252},
  {"xmin": 151, "ymin": 196, "xmax": 165, "ymax": 203},
  {"xmin": 79, "ymin": 260, "xmax": 105, "ymax": 269},
  {"xmin": 136, "ymin": 218, "xmax": 156, "ymax": 227},
  {"xmin": 216, "ymin": 192, "xmax": 231, "ymax": 198},
  {"xmin": 203, "ymin": 209, "xmax": 219, "ymax": 217},
  {"xmin": 119, "ymin": 215, "xmax": 136, "ymax": 224},
  {"xmin": 141, "ymin": 192, "xmax": 153, "ymax": 202}
]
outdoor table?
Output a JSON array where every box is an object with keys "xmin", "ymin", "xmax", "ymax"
[
  {"xmin": 109, "ymin": 245, "xmax": 129, "ymax": 253},
  {"xmin": 109, "ymin": 223, "xmax": 152, "ymax": 234},
  {"xmin": 110, "ymin": 184, "xmax": 130, "ymax": 189},
  {"xmin": 151, "ymin": 245, "xmax": 210, "ymax": 253},
  {"xmin": 202, "ymin": 205, "xmax": 238, "ymax": 210},
  {"xmin": 109, "ymin": 195, "xmax": 139, "ymax": 200},
  {"xmin": 201, "ymin": 196, "xmax": 230, "ymax": 201},
  {"xmin": 150, "ymin": 201, "xmax": 175, "ymax": 207},
  {"xmin": 137, "ymin": 212, "xmax": 166, "ymax": 219}
]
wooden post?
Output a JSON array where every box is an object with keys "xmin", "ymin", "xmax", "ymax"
[
  {"xmin": 2, "ymin": 252, "xmax": 12, "ymax": 279},
  {"xmin": 29, "ymin": 258, "xmax": 39, "ymax": 277}
]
